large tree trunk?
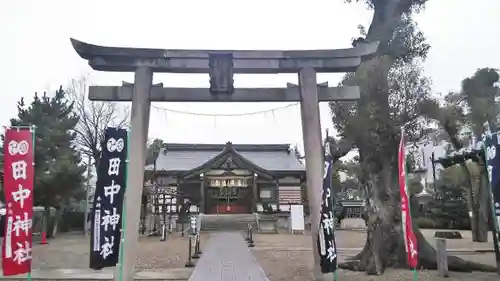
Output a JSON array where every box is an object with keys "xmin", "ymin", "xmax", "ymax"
[
  {"xmin": 476, "ymin": 169, "xmax": 490, "ymax": 242},
  {"xmin": 474, "ymin": 129, "xmax": 490, "ymax": 243},
  {"xmin": 446, "ymin": 129, "xmax": 483, "ymax": 242},
  {"xmin": 338, "ymin": 0, "xmax": 492, "ymax": 272},
  {"xmin": 460, "ymin": 162, "xmax": 482, "ymax": 242},
  {"xmin": 340, "ymin": 168, "xmax": 496, "ymax": 274}
]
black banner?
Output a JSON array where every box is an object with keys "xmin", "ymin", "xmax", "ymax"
[
  {"xmin": 90, "ymin": 128, "xmax": 128, "ymax": 270},
  {"xmin": 316, "ymin": 160, "xmax": 338, "ymax": 273},
  {"xmin": 483, "ymin": 133, "xmax": 500, "ymax": 264}
]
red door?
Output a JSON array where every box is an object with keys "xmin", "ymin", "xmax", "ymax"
[
  {"xmin": 210, "ymin": 202, "xmax": 247, "ymax": 214},
  {"xmin": 208, "ymin": 186, "xmax": 249, "ymax": 214}
]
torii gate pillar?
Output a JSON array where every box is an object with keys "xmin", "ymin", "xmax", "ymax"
[
  {"xmin": 298, "ymin": 67, "xmax": 324, "ymax": 278},
  {"xmin": 70, "ymin": 38, "xmax": 378, "ymax": 281},
  {"xmin": 121, "ymin": 66, "xmax": 152, "ymax": 280}
]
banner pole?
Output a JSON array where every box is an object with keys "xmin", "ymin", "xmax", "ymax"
[
  {"xmin": 116, "ymin": 130, "xmax": 130, "ymax": 281},
  {"xmin": 28, "ymin": 125, "xmax": 36, "ymax": 281},
  {"xmin": 412, "ymin": 268, "xmax": 418, "ymax": 281},
  {"xmin": 328, "ymin": 158, "xmax": 340, "ymax": 281}
]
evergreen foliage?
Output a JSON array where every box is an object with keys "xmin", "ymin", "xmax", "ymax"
[
  {"xmin": 423, "ymin": 166, "xmax": 471, "ymax": 229},
  {"xmin": 435, "ymin": 148, "xmax": 483, "ymax": 168},
  {"xmin": 4, "ymin": 87, "xmax": 86, "ymax": 208}
]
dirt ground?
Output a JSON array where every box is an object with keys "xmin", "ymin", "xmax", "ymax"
[
  {"xmin": 31, "ymin": 232, "xmax": 209, "ymax": 270},
  {"xmin": 29, "ymin": 229, "xmax": 500, "ymax": 280},
  {"xmin": 251, "ymin": 229, "xmax": 496, "ymax": 251},
  {"xmin": 251, "ymin": 229, "xmax": 499, "ymax": 281}
]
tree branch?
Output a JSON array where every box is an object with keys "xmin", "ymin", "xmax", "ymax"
[
  {"xmin": 66, "ymin": 76, "xmax": 130, "ymax": 167},
  {"xmin": 327, "ymin": 137, "xmax": 354, "ymax": 160}
]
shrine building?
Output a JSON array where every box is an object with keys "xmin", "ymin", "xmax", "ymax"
[{"xmin": 145, "ymin": 142, "xmax": 307, "ymax": 214}]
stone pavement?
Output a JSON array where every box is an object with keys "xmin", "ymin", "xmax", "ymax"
[{"xmin": 188, "ymin": 232, "xmax": 269, "ymax": 281}]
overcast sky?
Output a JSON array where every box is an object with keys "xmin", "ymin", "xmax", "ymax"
[{"xmin": 1, "ymin": 0, "xmax": 499, "ymax": 150}]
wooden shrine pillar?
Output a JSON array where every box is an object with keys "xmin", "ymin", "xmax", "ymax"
[
  {"xmin": 252, "ymin": 173, "xmax": 258, "ymax": 213},
  {"xmin": 200, "ymin": 173, "xmax": 205, "ymax": 213},
  {"xmin": 275, "ymin": 178, "xmax": 280, "ymax": 210}
]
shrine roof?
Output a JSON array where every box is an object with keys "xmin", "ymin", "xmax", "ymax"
[{"xmin": 146, "ymin": 143, "xmax": 305, "ymax": 173}]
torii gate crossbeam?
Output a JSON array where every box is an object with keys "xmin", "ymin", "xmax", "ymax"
[{"xmin": 70, "ymin": 38, "xmax": 378, "ymax": 281}]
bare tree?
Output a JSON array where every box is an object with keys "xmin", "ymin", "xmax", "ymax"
[{"xmin": 66, "ymin": 76, "xmax": 130, "ymax": 168}]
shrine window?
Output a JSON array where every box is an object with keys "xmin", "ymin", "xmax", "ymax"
[{"xmin": 260, "ymin": 188, "xmax": 273, "ymax": 200}]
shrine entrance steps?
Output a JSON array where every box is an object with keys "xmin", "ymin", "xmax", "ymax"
[
  {"xmin": 188, "ymin": 232, "xmax": 269, "ymax": 281},
  {"xmin": 200, "ymin": 214, "xmax": 257, "ymax": 231}
]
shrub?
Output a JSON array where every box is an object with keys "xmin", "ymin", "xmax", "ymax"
[{"xmin": 416, "ymin": 216, "xmax": 437, "ymax": 229}]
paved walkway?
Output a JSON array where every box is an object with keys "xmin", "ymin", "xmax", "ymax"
[{"xmin": 188, "ymin": 232, "xmax": 269, "ymax": 281}]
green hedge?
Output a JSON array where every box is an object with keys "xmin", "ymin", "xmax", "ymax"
[{"xmin": 415, "ymin": 215, "xmax": 471, "ymax": 230}]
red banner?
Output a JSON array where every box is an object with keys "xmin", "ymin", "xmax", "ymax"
[
  {"xmin": 398, "ymin": 130, "xmax": 418, "ymax": 269},
  {"xmin": 2, "ymin": 128, "xmax": 34, "ymax": 276}
]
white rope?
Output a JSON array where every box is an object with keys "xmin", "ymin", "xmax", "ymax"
[{"xmin": 152, "ymin": 103, "xmax": 298, "ymax": 117}]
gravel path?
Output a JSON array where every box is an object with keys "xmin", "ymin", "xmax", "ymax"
[
  {"xmin": 31, "ymin": 233, "xmax": 210, "ymax": 270},
  {"xmin": 251, "ymin": 229, "xmax": 499, "ymax": 281},
  {"xmin": 251, "ymin": 229, "xmax": 496, "ymax": 251},
  {"xmin": 253, "ymin": 249, "xmax": 499, "ymax": 281},
  {"xmin": 27, "ymin": 229, "xmax": 500, "ymax": 280}
]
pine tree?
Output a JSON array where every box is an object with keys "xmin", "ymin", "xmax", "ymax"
[
  {"xmin": 427, "ymin": 186, "xmax": 470, "ymax": 229},
  {"xmin": 7, "ymin": 87, "xmax": 86, "ymax": 209}
]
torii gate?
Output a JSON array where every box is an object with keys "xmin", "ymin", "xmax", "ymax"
[{"xmin": 70, "ymin": 38, "xmax": 378, "ymax": 281}]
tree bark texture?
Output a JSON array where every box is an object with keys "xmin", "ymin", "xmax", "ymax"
[
  {"xmin": 476, "ymin": 170, "xmax": 490, "ymax": 242},
  {"xmin": 339, "ymin": 0, "xmax": 492, "ymax": 273},
  {"xmin": 471, "ymin": 131, "xmax": 489, "ymax": 242},
  {"xmin": 460, "ymin": 162, "xmax": 481, "ymax": 242},
  {"xmin": 340, "ymin": 169, "xmax": 496, "ymax": 274},
  {"xmin": 446, "ymin": 129, "xmax": 485, "ymax": 242}
]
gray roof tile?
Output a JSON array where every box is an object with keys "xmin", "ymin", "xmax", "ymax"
[{"xmin": 146, "ymin": 143, "xmax": 304, "ymax": 172}]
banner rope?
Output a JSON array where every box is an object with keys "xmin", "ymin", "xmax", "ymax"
[{"xmin": 328, "ymin": 159, "xmax": 339, "ymax": 281}]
